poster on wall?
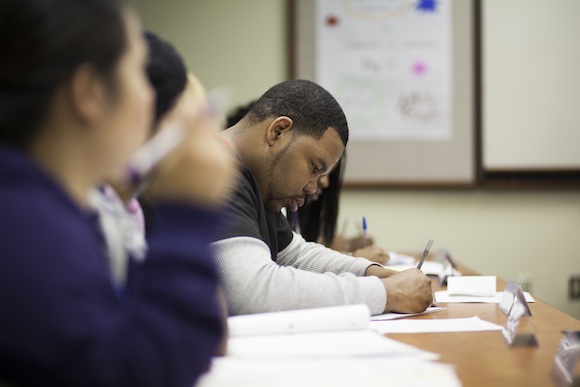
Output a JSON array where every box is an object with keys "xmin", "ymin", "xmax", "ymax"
[{"xmin": 315, "ymin": 0, "xmax": 452, "ymax": 141}]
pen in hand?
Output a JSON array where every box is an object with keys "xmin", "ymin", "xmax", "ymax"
[{"xmin": 416, "ymin": 238, "xmax": 434, "ymax": 269}]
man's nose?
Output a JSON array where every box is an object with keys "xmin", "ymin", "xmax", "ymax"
[
  {"xmin": 319, "ymin": 174, "xmax": 330, "ymax": 189},
  {"xmin": 304, "ymin": 179, "xmax": 318, "ymax": 195}
]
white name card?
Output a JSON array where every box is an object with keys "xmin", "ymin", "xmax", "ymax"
[{"xmin": 447, "ymin": 276, "xmax": 496, "ymax": 297}]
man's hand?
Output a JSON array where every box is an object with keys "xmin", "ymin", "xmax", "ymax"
[
  {"xmin": 380, "ymin": 269, "xmax": 433, "ymax": 313},
  {"xmin": 353, "ymin": 245, "xmax": 390, "ymax": 265},
  {"xmin": 364, "ymin": 264, "xmax": 397, "ymax": 278}
]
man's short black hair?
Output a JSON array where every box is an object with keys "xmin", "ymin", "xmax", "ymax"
[{"xmin": 246, "ymin": 80, "xmax": 349, "ymax": 146}]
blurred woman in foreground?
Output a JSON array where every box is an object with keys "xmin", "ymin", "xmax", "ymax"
[{"xmin": 0, "ymin": 0, "xmax": 236, "ymax": 386}]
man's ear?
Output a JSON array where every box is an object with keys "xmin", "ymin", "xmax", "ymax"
[
  {"xmin": 68, "ymin": 64, "xmax": 108, "ymax": 126},
  {"xmin": 265, "ymin": 116, "xmax": 293, "ymax": 147}
]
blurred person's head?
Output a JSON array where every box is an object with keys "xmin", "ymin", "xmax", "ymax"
[
  {"xmin": 144, "ymin": 31, "xmax": 188, "ymax": 128},
  {"xmin": 0, "ymin": 0, "xmax": 153, "ymax": 200}
]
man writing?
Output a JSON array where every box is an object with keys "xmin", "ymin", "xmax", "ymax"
[{"xmin": 212, "ymin": 79, "xmax": 432, "ymax": 316}]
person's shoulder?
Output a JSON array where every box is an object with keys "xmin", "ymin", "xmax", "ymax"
[
  {"xmin": 215, "ymin": 164, "xmax": 266, "ymax": 241},
  {"xmin": 0, "ymin": 160, "xmax": 98, "ymax": 253},
  {"xmin": 229, "ymin": 163, "xmax": 261, "ymax": 207},
  {"xmin": 238, "ymin": 163, "xmax": 257, "ymax": 189},
  {"xmin": 0, "ymin": 181, "xmax": 76, "ymax": 226}
]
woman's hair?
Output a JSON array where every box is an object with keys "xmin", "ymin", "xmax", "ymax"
[
  {"xmin": 144, "ymin": 31, "xmax": 188, "ymax": 126},
  {"xmin": 292, "ymin": 153, "xmax": 346, "ymax": 246},
  {"xmin": 0, "ymin": 0, "xmax": 128, "ymax": 148},
  {"xmin": 138, "ymin": 32, "xmax": 189, "ymax": 235},
  {"xmin": 225, "ymin": 100, "xmax": 256, "ymax": 128}
]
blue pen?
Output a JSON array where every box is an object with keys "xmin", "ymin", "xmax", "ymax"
[{"xmin": 362, "ymin": 216, "xmax": 368, "ymax": 247}]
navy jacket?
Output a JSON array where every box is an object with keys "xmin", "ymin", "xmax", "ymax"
[{"xmin": 0, "ymin": 146, "xmax": 222, "ymax": 387}]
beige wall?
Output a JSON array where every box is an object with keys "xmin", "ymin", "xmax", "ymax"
[
  {"xmin": 128, "ymin": 0, "xmax": 288, "ymax": 108},
  {"xmin": 129, "ymin": 0, "xmax": 580, "ymax": 319},
  {"xmin": 339, "ymin": 189, "xmax": 580, "ymax": 318}
]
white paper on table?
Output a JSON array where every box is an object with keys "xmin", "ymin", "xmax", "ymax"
[
  {"xmin": 369, "ymin": 316, "xmax": 504, "ymax": 334},
  {"xmin": 387, "ymin": 261, "xmax": 461, "ymax": 277},
  {"xmin": 227, "ymin": 304, "xmax": 370, "ymax": 337},
  {"xmin": 447, "ymin": 276, "xmax": 496, "ymax": 297},
  {"xmin": 197, "ymin": 356, "xmax": 462, "ymax": 387},
  {"xmin": 227, "ymin": 330, "xmax": 439, "ymax": 360},
  {"xmin": 385, "ymin": 252, "xmax": 416, "ymax": 265},
  {"xmin": 435, "ymin": 291, "xmax": 535, "ymax": 303},
  {"xmin": 371, "ymin": 306, "xmax": 447, "ymax": 321}
]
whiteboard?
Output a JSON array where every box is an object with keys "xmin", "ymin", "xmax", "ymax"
[
  {"xmin": 292, "ymin": 0, "xmax": 475, "ymax": 186},
  {"xmin": 482, "ymin": 0, "xmax": 580, "ymax": 172}
]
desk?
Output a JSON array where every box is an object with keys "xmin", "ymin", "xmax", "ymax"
[{"xmin": 387, "ymin": 262, "xmax": 580, "ymax": 386}]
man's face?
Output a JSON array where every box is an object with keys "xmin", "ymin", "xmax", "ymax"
[
  {"xmin": 261, "ymin": 128, "xmax": 345, "ymax": 213},
  {"xmin": 307, "ymin": 165, "xmax": 332, "ymax": 204}
]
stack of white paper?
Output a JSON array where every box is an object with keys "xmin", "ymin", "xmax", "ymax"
[
  {"xmin": 227, "ymin": 304, "xmax": 438, "ymax": 359},
  {"xmin": 228, "ymin": 330, "xmax": 438, "ymax": 359},
  {"xmin": 227, "ymin": 303, "xmax": 370, "ymax": 337},
  {"xmin": 196, "ymin": 304, "xmax": 462, "ymax": 386},
  {"xmin": 197, "ymin": 357, "xmax": 462, "ymax": 387}
]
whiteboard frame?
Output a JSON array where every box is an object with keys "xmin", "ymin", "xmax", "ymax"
[{"xmin": 290, "ymin": 0, "xmax": 476, "ymax": 188}]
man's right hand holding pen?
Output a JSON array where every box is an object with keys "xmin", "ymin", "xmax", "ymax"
[
  {"xmin": 365, "ymin": 265, "xmax": 433, "ymax": 314},
  {"xmin": 364, "ymin": 238, "xmax": 435, "ymax": 314}
]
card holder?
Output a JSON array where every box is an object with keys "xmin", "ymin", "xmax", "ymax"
[
  {"xmin": 551, "ymin": 331, "xmax": 580, "ymax": 387},
  {"xmin": 499, "ymin": 280, "xmax": 539, "ymax": 347}
]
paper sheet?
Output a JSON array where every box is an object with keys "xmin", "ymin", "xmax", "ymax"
[
  {"xmin": 227, "ymin": 304, "xmax": 370, "ymax": 337},
  {"xmin": 369, "ymin": 316, "xmax": 504, "ymax": 334},
  {"xmin": 387, "ymin": 261, "xmax": 461, "ymax": 277},
  {"xmin": 227, "ymin": 330, "xmax": 439, "ymax": 360},
  {"xmin": 385, "ymin": 252, "xmax": 416, "ymax": 266},
  {"xmin": 435, "ymin": 291, "xmax": 535, "ymax": 304},
  {"xmin": 197, "ymin": 357, "xmax": 462, "ymax": 387},
  {"xmin": 371, "ymin": 306, "xmax": 447, "ymax": 321}
]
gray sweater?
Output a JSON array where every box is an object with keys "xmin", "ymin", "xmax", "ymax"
[{"xmin": 211, "ymin": 164, "xmax": 386, "ymax": 316}]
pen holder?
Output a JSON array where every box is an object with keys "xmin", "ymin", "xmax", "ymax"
[
  {"xmin": 502, "ymin": 308, "xmax": 538, "ymax": 347},
  {"xmin": 499, "ymin": 280, "xmax": 521, "ymax": 316},
  {"xmin": 551, "ymin": 331, "xmax": 580, "ymax": 387},
  {"xmin": 499, "ymin": 280, "xmax": 539, "ymax": 347}
]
